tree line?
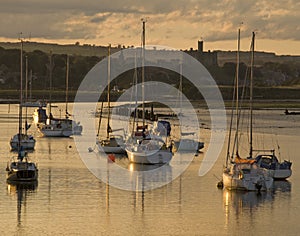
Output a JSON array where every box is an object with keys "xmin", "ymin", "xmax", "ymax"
[{"xmin": 0, "ymin": 46, "xmax": 299, "ymax": 101}]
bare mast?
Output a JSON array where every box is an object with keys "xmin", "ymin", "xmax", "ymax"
[
  {"xmin": 235, "ymin": 28, "xmax": 241, "ymax": 156},
  {"xmin": 25, "ymin": 55, "xmax": 28, "ymax": 135},
  {"xmin": 106, "ymin": 44, "xmax": 111, "ymax": 139},
  {"xmin": 48, "ymin": 52, "xmax": 53, "ymax": 116},
  {"xmin": 249, "ymin": 32, "xmax": 255, "ymax": 158},
  {"xmin": 141, "ymin": 18, "xmax": 146, "ymax": 127},
  {"xmin": 18, "ymin": 36, "xmax": 24, "ymax": 151},
  {"xmin": 65, "ymin": 55, "xmax": 69, "ymax": 118}
]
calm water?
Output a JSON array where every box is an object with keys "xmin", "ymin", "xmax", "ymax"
[{"xmin": 0, "ymin": 103, "xmax": 299, "ymax": 235}]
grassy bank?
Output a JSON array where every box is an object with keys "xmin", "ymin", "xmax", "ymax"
[{"xmin": 1, "ymin": 88, "xmax": 300, "ymax": 109}]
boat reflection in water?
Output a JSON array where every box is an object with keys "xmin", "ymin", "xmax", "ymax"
[
  {"xmin": 223, "ymin": 180, "xmax": 291, "ymax": 210},
  {"xmin": 84, "ymin": 150, "xmax": 174, "ymax": 192},
  {"xmin": 128, "ymin": 162, "xmax": 173, "ymax": 192},
  {"xmin": 7, "ymin": 181, "xmax": 38, "ymax": 227},
  {"xmin": 223, "ymin": 189, "xmax": 274, "ymax": 212},
  {"xmin": 128, "ymin": 163, "xmax": 173, "ymax": 212},
  {"xmin": 128, "ymin": 163, "xmax": 173, "ymax": 188},
  {"xmin": 223, "ymin": 180, "xmax": 291, "ymax": 229},
  {"xmin": 273, "ymin": 180, "xmax": 292, "ymax": 193}
]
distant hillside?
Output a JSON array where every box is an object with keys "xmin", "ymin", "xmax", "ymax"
[
  {"xmin": 0, "ymin": 41, "xmax": 123, "ymax": 57},
  {"xmin": 1, "ymin": 41, "xmax": 300, "ymax": 66},
  {"xmin": 0, "ymin": 41, "xmax": 299, "ymax": 102},
  {"xmin": 217, "ymin": 51, "xmax": 300, "ymax": 66}
]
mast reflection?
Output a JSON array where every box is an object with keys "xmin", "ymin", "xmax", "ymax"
[
  {"xmin": 128, "ymin": 163, "xmax": 173, "ymax": 213},
  {"xmin": 7, "ymin": 181, "xmax": 38, "ymax": 228},
  {"xmin": 222, "ymin": 180, "xmax": 291, "ymax": 228}
]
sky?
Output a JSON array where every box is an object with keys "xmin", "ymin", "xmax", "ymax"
[{"xmin": 0, "ymin": 0, "xmax": 299, "ymax": 55}]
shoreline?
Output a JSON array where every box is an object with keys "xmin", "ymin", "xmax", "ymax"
[{"xmin": 2, "ymin": 99, "xmax": 300, "ymax": 110}]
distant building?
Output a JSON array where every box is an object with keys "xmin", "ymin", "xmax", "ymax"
[
  {"xmin": 103, "ymin": 40, "xmax": 219, "ymax": 70},
  {"xmin": 184, "ymin": 40, "xmax": 218, "ymax": 67}
]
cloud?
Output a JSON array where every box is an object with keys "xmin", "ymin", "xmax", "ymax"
[
  {"xmin": 0, "ymin": 0, "xmax": 299, "ymax": 53},
  {"xmin": 90, "ymin": 13, "xmax": 113, "ymax": 23}
]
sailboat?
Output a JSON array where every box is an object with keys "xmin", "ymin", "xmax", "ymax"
[
  {"xmin": 125, "ymin": 19, "xmax": 173, "ymax": 164},
  {"xmin": 7, "ymin": 181, "xmax": 38, "ymax": 226},
  {"xmin": 10, "ymin": 38, "xmax": 36, "ymax": 150},
  {"xmin": 38, "ymin": 54, "xmax": 82, "ymax": 137},
  {"xmin": 252, "ymin": 151, "xmax": 292, "ymax": 180},
  {"xmin": 6, "ymin": 149, "xmax": 38, "ymax": 182},
  {"xmin": 10, "ymin": 131, "xmax": 36, "ymax": 150},
  {"xmin": 96, "ymin": 44, "xmax": 126, "ymax": 154},
  {"xmin": 222, "ymin": 31, "xmax": 273, "ymax": 191},
  {"xmin": 171, "ymin": 63, "xmax": 204, "ymax": 153},
  {"xmin": 7, "ymin": 38, "xmax": 38, "ymax": 182},
  {"xmin": 247, "ymin": 44, "xmax": 292, "ymax": 180}
]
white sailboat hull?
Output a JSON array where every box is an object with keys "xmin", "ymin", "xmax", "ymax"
[
  {"xmin": 126, "ymin": 148, "xmax": 172, "ymax": 164},
  {"xmin": 126, "ymin": 134, "xmax": 172, "ymax": 164},
  {"xmin": 271, "ymin": 169, "xmax": 292, "ymax": 180},
  {"xmin": 172, "ymin": 140, "xmax": 204, "ymax": 152},
  {"xmin": 39, "ymin": 129, "xmax": 73, "ymax": 137},
  {"xmin": 38, "ymin": 118, "xmax": 76, "ymax": 137},
  {"xmin": 96, "ymin": 136, "xmax": 126, "ymax": 154},
  {"xmin": 10, "ymin": 134, "xmax": 36, "ymax": 150},
  {"xmin": 7, "ymin": 170, "xmax": 38, "ymax": 182},
  {"xmin": 223, "ymin": 169, "xmax": 273, "ymax": 191},
  {"xmin": 10, "ymin": 140, "xmax": 35, "ymax": 150},
  {"xmin": 97, "ymin": 143, "xmax": 125, "ymax": 154},
  {"xmin": 254, "ymin": 154, "xmax": 292, "ymax": 180},
  {"xmin": 6, "ymin": 161, "xmax": 38, "ymax": 182},
  {"xmin": 39, "ymin": 125, "xmax": 82, "ymax": 137}
]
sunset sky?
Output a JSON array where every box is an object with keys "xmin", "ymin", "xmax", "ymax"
[{"xmin": 0, "ymin": 0, "xmax": 299, "ymax": 55}]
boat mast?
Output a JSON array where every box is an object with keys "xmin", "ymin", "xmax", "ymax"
[
  {"xmin": 25, "ymin": 55, "xmax": 28, "ymax": 136},
  {"xmin": 226, "ymin": 65, "xmax": 237, "ymax": 165},
  {"xmin": 106, "ymin": 44, "xmax": 111, "ymax": 139},
  {"xmin": 97, "ymin": 101, "xmax": 104, "ymax": 137},
  {"xmin": 141, "ymin": 18, "xmax": 146, "ymax": 127},
  {"xmin": 179, "ymin": 63, "xmax": 183, "ymax": 115},
  {"xmin": 18, "ymin": 35, "xmax": 24, "ymax": 151},
  {"xmin": 65, "ymin": 55, "xmax": 69, "ymax": 118},
  {"xmin": 48, "ymin": 52, "xmax": 53, "ymax": 115},
  {"xmin": 131, "ymin": 53, "xmax": 138, "ymax": 134},
  {"xmin": 25, "ymin": 56, "xmax": 28, "ymax": 103},
  {"xmin": 249, "ymin": 32, "xmax": 255, "ymax": 158},
  {"xmin": 235, "ymin": 28, "xmax": 241, "ymax": 156},
  {"xmin": 29, "ymin": 69, "xmax": 32, "ymax": 103}
]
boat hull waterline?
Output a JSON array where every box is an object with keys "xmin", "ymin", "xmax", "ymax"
[
  {"xmin": 253, "ymin": 154, "xmax": 292, "ymax": 180},
  {"xmin": 10, "ymin": 137, "xmax": 35, "ymax": 150},
  {"xmin": 126, "ymin": 148, "xmax": 172, "ymax": 164},
  {"xmin": 222, "ymin": 163, "xmax": 274, "ymax": 191},
  {"xmin": 6, "ymin": 161, "xmax": 38, "ymax": 182}
]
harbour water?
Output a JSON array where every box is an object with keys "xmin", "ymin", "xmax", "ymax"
[{"xmin": 0, "ymin": 103, "xmax": 299, "ymax": 235}]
